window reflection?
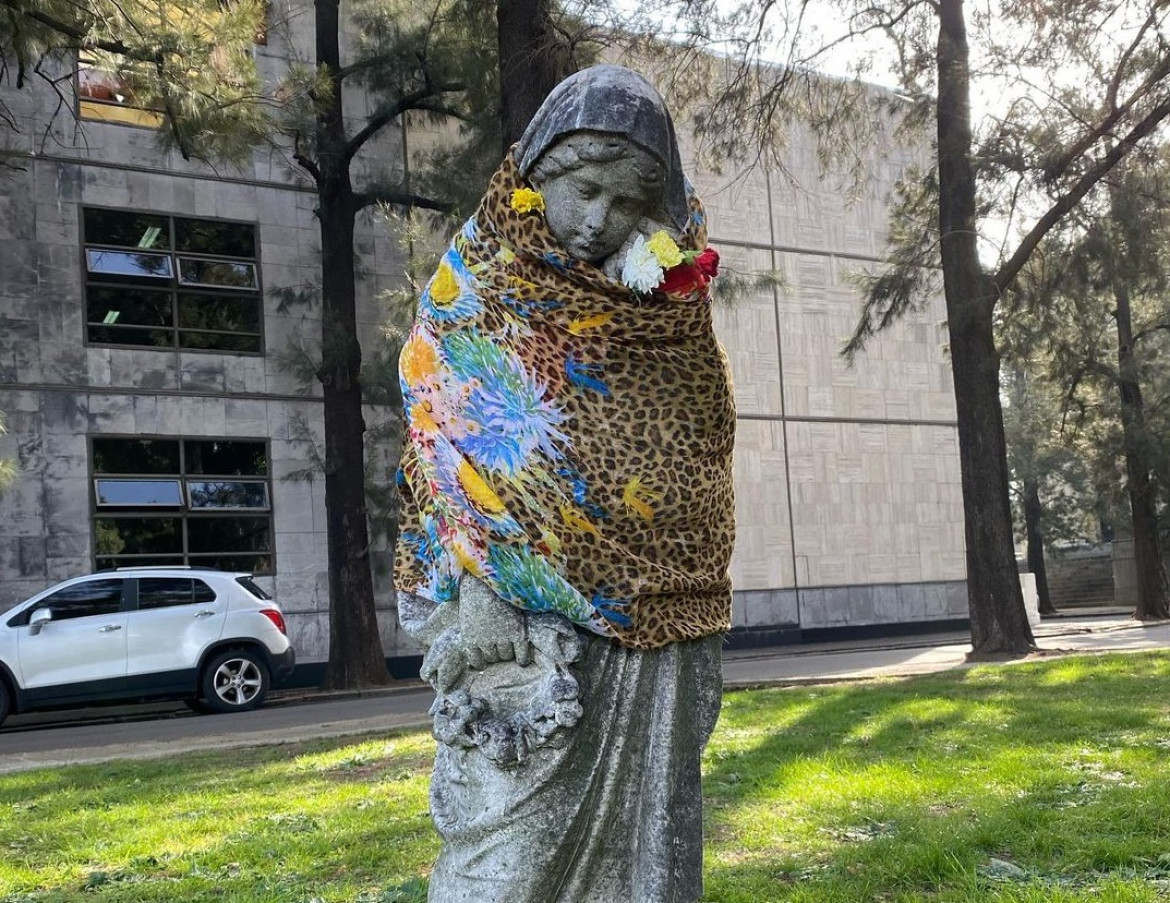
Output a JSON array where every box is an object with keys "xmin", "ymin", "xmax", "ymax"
[
  {"xmin": 187, "ymin": 481, "xmax": 269, "ymax": 510},
  {"xmin": 177, "ymin": 258, "xmax": 257, "ymax": 288},
  {"xmin": 185, "ymin": 440, "xmax": 268, "ymax": 476},
  {"xmin": 37, "ymin": 580, "xmax": 125, "ymax": 621},
  {"xmin": 83, "ymin": 210, "xmax": 261, "ymax": 354},
  {"xmin": 95, "ymin": 479, "xmax": 184, "ymax": 506},
  {"xmin": 84, "ymin": 210, "xmax": 171, "ymax": 250},
  {"xmin": 94, "ymin": 517, "xmax": 183, "ymax": 555},
  {"xmin": 176, "ymin": 219, "xmax": 255, "ymax": 257},
  {"xmin": 91, "ymin": 438, "xmax": 274, "ymax": 573},
  {"xmin": 87, "ymin": 286, "xmax": 173, "ymax": 327},
  {"xmin": 137, "ymin": 578, "xmax": 217, "ymax": 609},
  {"xmin": 77, "ymin": 56, "xmax": 165, "ymax": 129},
  {"xmin": 93, "ymin": 438, "xmax": 181, "ymax": 475},
  {"xmin": 86, "ymin": 249, "xmax": 173, "ymax": 280},
  {"xmin": 188, "ymin": 517, "xmax": 271, "ymax": 553}
]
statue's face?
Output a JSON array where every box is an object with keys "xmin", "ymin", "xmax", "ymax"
[{"xmin": 534, "ymin": 149, "xmax": 661, "ymax": 265}]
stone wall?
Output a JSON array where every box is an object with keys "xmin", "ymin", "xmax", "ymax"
[
  {"xmin": 689, "ymin": 105, "xmax": 967, "ymax": 636},
  {"xmin": 1048, "ymin": 545, "xmax": 1116, "ymax": 608}
]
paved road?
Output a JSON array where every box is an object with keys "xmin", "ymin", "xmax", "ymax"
[
  {"xmin": 3, "ymin": 611, "xmax": 1169, "ymax": 775},
  {"xmin": 0, "ymin": 687, "xmax": 435, "ymax": 773}
]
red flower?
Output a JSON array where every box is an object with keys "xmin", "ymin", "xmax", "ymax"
[
  {"xmin": 694, "ymin": 247, "xmax": 719, "ymax": 277},
  {"xmin": 659, "ymin": 263, "xmax": 706, "ymax": 295},
  {"xmin": 657, "ymin": 247, "xmax": 720, "ymax": 297}
]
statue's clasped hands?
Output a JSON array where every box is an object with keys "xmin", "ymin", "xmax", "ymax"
[
  {"xmin": 419, "ymin": 577, "xmax": 535, "ymax": 693},
  {"xmin": 458, "ymin": 579, "xmax": 533, "ymax": 670}
]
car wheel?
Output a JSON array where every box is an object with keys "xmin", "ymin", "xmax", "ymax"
[
  {"xmin": 0, "ymin": 679, "xmax": 10, "ymax": 728},
  {"xmin": 183, "ymin": 698, "xmax": 215, "ymax": 714},
  {"xmin": 200, "ymin": 649, "xmax": 270, "ymax": 714}
]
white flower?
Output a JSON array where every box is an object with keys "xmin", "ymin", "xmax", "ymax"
[{"xmin": 620, "ymin": 234, "xmax": 665, "ymax": 292}]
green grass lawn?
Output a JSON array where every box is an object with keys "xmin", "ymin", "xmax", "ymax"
[{"xmin": 4, "ymin": 651, "xmax": 1170, "ymax": 902}]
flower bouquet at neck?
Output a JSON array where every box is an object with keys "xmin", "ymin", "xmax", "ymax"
[{"xmin": 621, "ymin": 230, "xmax": 720, "ymax": 301}]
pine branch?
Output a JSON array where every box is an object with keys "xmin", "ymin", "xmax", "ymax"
[
  {"xmin": 1039, "ymin": 52, "xmax": 1170, "ymax": 184},
  {"xmin": 344, "ymin": 83, "xmax": 465, "ymax": 161},
  {"xmin": 994, "ymin": 93, "xmax": 1170, "ymax": 297},
  {"xmin": 0, "ymin": 0, "xmax": 142, "ymax": 57},
  {"xmin": 1133, "ymin": 321, "xmax": 1170, "ymax": 344},
  {"xmin": 353, "ymin": 186, "xmax": 451, "ymax": 213},
  {"xmin": 335, "ymin": 52, "xmax": 405, "ymax": 82}
]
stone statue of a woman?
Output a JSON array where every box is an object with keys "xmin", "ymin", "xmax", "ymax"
[{"xmin": 394, "ymin": 63, "xmax": 736, "ymax": 903}]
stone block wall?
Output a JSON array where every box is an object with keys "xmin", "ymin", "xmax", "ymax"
[{"xmin": 687, "ymin": 94, "xmax": 967, "ymax": 637}]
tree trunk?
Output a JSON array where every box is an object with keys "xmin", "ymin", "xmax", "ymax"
[
  {"xmin": 496, "ymin": 0, "xmax": 572, "ymax": 150},
  {"xmin": 936, "ymin": 0, "xmax": 1034, "ymax": 655},
  {"xmin": 1112, "ymin": 261, "xmax": 1170, "ymax": 620},
  {"xmin": 1022, "ymin": 479, "xmax": 1056, "ymax": 615},
  {"xmin": 315, "ymin": 0, "xmax": 392, "ymax": 688}
]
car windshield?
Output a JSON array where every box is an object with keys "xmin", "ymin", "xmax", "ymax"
[{"xmin": 235, "ymin": 576, "xmax": 271, "ymax": 600}]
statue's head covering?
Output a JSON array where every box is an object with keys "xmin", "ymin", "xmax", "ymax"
[{"xmin": 515, "ymin": 64, "xmax": 689, "ymax": 232}]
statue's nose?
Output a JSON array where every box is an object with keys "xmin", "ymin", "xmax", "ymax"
[{"xmin": 582, "ymin": 201, "xmax": 608, "ymax": 236}]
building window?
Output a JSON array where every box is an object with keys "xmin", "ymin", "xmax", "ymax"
[
  {"xmin": 77, "ymin": 55, "xmax": 166, "ymax": 128},
  {"xmin": 92, "ymin": 437, "xmax": 273, "ymax": 574},
  {"xmin": 83, "ymin": 209, "xmax": 262, "ymax": 354}
]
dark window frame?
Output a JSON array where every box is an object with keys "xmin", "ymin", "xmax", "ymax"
[
  {"xmin": 90, "ymin": 436, "xmax": 275, "ymax": 575},
  {"xmin": 81, "ymin": 208, "xmax": 264, "ymax": 356}
]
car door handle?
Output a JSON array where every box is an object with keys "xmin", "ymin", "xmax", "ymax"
[
  {"xmin": 99, "ymin": 624, "xmax": 123, "ymax": 632},
  {"xmin": 194, "ymin": 610, "xmax": 217, "ymax": 619}
]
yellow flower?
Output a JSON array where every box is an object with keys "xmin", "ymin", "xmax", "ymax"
[
  {"xmin": 400, "ymin": 335, "xmax": 439, "ymax": 385},
  {"xmin": 457, "ymin": 459, "xmax": 507, "ymax": 516},
  {"xmin": 429, "ymin": 260, "xmax": 459, "ymax": 306},
  {"xmin": 410, "ymin": 404, "xmax": 438, "ymax": 433},
  {"xmin": 510, "ymin": 188, "xmax": 546, "ymax": 214},
  {"xmin": 646, "ymin": 231, "xmax": 684, "ymax": 269}
]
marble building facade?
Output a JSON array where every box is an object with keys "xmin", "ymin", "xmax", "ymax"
[{"xmin": 694, "ymin": 125, "xmax": 967, "ymax": 640}]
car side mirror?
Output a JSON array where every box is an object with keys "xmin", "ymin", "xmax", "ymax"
[{"xmin": 29, "ymin": 607, "xmax": 52, "ymax": 635}]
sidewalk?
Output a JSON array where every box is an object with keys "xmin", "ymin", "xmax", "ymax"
[{"xmin": 722, "ymin": 609, "xmax": 1170, "ymax": 688}]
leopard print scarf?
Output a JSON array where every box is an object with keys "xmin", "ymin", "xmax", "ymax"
[{"xmin": 394, "ymin": 152, "xmax": 735, "ymax": 650}]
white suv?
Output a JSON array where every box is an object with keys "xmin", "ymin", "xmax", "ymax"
[{"xmin": 0, "ymin": 567, "xmax": 295, "ymax": 727}]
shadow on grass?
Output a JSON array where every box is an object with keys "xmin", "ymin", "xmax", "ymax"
[
  {"xmin": 702, "ymin": 650, "xmax": 1170, "ymax": 901},
  {"xmin": 707, "ymin": 650, "xmax": 1170, "ymax": 795}
]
